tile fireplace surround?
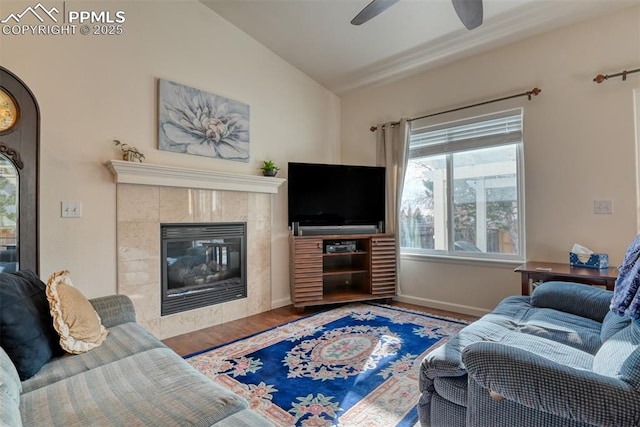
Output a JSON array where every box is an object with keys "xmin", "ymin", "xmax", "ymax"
[{"xmin": 106, "ymin": 160, "xmax": 285, "ymax": 339}]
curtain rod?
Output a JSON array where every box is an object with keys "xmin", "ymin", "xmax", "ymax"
[
  {"xmin": 593, "ymin": 67, "xmax": 640, "ymax": 83},
  {"xmin": 370, "ymin": 87, "xmax": 541, "ymax": 132}
]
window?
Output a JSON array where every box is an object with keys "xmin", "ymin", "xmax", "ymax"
[{"xmin": 400, "ymin": 109, "xmax": 524, "ymax": 261}]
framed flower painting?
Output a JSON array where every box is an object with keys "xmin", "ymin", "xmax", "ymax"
[{"xmin": 158, "ymin": 79, "xmax": 250, "ymax": 162}]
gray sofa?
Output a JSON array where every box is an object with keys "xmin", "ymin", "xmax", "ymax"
[
  {"xmin": 419, "ymin": 281, "xmax": 640, "ymax": 426},
  {"xmin": 2, "ymin": 294, "xmax": 271, "ymax": 426}
]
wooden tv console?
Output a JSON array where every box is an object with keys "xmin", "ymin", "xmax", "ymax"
[{"xmin": 289, "ymin": 233, "xmax": 397, "ymax": 312}]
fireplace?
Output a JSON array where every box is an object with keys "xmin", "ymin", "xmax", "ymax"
[
  {"xmin": 108, "ymin": 162, "xmax": 284, "ymax": 338},
  {"xmin": 161, "ymin": 222, "xmax": 247, "ymax": 316}
]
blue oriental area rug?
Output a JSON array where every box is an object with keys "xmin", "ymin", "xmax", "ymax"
[{"xmin": 185, "ymin": 303, "xmax": 467, "ymax": 426}]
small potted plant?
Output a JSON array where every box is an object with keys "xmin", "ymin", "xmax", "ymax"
[
  {"xmin": 260, "ymin": 160, "xmax": 280, "ymax": 177},
  {"xmin": 114, "ymin": 139, "xmax": 145, "ymax": 162}
]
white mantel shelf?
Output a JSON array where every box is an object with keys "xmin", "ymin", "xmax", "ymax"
[{"xmin": 105, "ymin": 160, "xmax": 285, "ymax": 194}]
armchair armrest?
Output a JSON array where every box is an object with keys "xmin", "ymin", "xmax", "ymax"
[
  {"xmin": 462, "ymin": 341, "xmax": 640, "ymax": 426},
  {"xmin": 531, "ymin": 281, "xmax": 612, "ymax": 322},
  {"xmin": 89, "ymin": 294, "xmax": 136, "ymax": 328}
]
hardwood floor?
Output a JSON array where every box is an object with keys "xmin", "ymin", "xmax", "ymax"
[{"xmin": 162, "ymin": 301, "xmax": 479, "ymax": 357}]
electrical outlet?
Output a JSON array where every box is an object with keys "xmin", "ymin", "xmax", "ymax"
[
  {"xmin": 61, "ymin": 201, "xmax": 82, "ymax": 218},
  {"xmin": 594, "ymin": 200, "xmax": 613, "ymax": 215}
]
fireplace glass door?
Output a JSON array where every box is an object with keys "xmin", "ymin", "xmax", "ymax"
[{"xmin": 161, "ymin": 222, "xmax": 246, "ymax": 315}]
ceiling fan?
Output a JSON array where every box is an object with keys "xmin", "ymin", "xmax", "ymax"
[{"xmin": 351, "ymin": 0, "xmax": 483, "ymax": 30}]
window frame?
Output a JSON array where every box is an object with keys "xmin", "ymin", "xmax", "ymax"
[{"xmin": 400, "ymin": 108, "xmax": 525, "ymax": 263}]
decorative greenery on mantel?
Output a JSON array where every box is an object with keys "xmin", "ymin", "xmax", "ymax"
[
  {"xmin": 260, "ymin": 160, "xmax": 280, "ymax": 177},
  {"xmin": 104, "ymin": 160, "xmax": 285, "ymax": 194}
]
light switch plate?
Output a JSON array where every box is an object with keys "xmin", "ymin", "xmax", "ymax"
[
  {"xmin": 61, "ymin": 201, "xmax": 82, "ymax": 218},
  {"xmin": 594, "ymin": 200, "xmax": 613, "ymax": 215}
]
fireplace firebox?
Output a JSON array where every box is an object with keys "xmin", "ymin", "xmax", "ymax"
[{"xmin": 161, "ymin": 222, "xmax": 247, "ymax": 316}]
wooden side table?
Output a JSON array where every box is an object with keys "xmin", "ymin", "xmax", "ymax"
[{"xmin": 514, "ymin": 261, "xmax": 619, "ymax": 296}]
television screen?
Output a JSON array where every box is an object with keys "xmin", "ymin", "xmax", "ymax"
[{"xmin": 287, "ymin": 162, "xmax": 386, "ymax": 232}]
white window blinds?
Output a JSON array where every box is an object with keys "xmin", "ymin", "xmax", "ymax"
[{"xmin": 410, "ymin": 109, "xmax": 523, "ymax": 157}]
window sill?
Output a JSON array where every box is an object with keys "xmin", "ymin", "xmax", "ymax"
[{"xmin": 401, "ymin": 250, "xmax": 524, "ymax": 269}]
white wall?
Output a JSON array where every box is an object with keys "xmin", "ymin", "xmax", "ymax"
[
  {"xmin": 0, "ymin": 0, "xmax": 340, "ymax": 302},
  {"xmin": 341, "ymin": 6, "xmax": 640, "ymax": 315}
]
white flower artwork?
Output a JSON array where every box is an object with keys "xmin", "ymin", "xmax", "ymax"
[{"xmin": 158, "ymin": 79, "xmax": 250, "ymax": 162}]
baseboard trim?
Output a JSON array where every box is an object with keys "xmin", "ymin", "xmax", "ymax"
[
  {"xmin": 271, "ymin": 297, "xmax": 292, "ymax": 309},
  {"xmin": 394, "ymin": 294, "xmax": 489, "ymax": 317},
  {"xmin": 272, "ymin": 295, "xmax": 489, "ymax": 317}
]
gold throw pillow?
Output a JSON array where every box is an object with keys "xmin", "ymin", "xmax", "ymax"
[{"xmin": 46, "ymin": 270, "xmax": 108, "ymax": 354}]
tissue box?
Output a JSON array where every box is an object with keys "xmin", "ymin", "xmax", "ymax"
[{"xmin": 569, "ymin": 252, "xmax": 609, "ymax": 269}]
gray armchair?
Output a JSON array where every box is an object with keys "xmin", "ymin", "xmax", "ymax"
[
  {"xmin": 419, "ymin": 281, "xmax": 640, "ymax": 426},
  {"xmin": 463, "ymin": 338, "xmax": 640, "ymax": 426}
]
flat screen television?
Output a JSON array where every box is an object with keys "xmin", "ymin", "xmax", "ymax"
[{"xmin": 288, "ymin": 162, "xmax": 386, "ymax": 235}]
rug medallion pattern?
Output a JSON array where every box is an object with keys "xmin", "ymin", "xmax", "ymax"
[{"xmin": 186, "ymin": 304, "xmax": 466, "ymax": 426}]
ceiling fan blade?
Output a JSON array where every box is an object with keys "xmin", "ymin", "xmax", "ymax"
[
  {"xmin": 451, "ymin": 0, "xmax": 483, "ymax": 30},
  {"xmin": 351, "ymin": 0, "xmax": 400, "ymax": 26}
]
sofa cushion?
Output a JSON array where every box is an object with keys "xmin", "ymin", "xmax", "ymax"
[
  {"xmin": 422, "ymin": 319, "xmax": 514, "ymax": 378},
  {"xmin": 0, "ymin": 346, "xmax": 22, "ymax": 427},
  {"xmin": 593, "ymin": 323, "xmax": 640, "ymax": 387},
  {"xmin": 46, "ymin": 270, "xmax": 109, "ymax": 354},
  {"xmin": 89, "ymin": 295, "xmax": 137, "ymax": 328},
  {"xmin": 0, "ymin": 270, "xmax": 63, "ymax": 380},
  {"xmin": 498, "ymin": 332, "xmax": 594, "ymax": 368},
  {"xmin": 601, "ymin": 311, "xmax": 632, "ymax": 343},
  {"xmin": 531, "ymin": 281, "xmax": 612, "ymax": 322},
  {"xmin": 20, "ymin": 348, "xmax": 250, "ymax": 427},
  {"xmin": 515, "ymin": 308, "xmax": 603, "ymax": 354},
  {"xmin": 482, "ymin": 295, "xmax": 531, "ymax": 324},
  {"xmin": 422, "ymin": 297, "xmax": 534, "ymax": 381},
  {"xmin": 21, "ymin": 321, "xmax": 167, "ymax": 393}
]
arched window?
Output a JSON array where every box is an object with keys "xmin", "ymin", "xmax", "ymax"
[{"xmin": 0, "ymin": 66, "xmax": 40, "ymax": 273}]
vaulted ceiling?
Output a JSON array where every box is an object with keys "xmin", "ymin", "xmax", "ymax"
[{"xmin": 202, "ymin": 0, "xmax": 639, "ymax": 94}]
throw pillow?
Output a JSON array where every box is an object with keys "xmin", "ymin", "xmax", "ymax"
[
  {"xmin": 0, "ymin": 270, "xmax": 64, "ymax": 380},
  {"xmin": 46, "ymin": 270, "xmax": 109, "ymax": 354}
]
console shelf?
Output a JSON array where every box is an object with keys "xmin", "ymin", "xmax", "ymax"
[
  {"xmin": 289, "ymin": 233, "xmax": 397, "ymax": 311},
  {"xmin": 323, "ymin": 268, "xmax": 369, "ymax": 275}
]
